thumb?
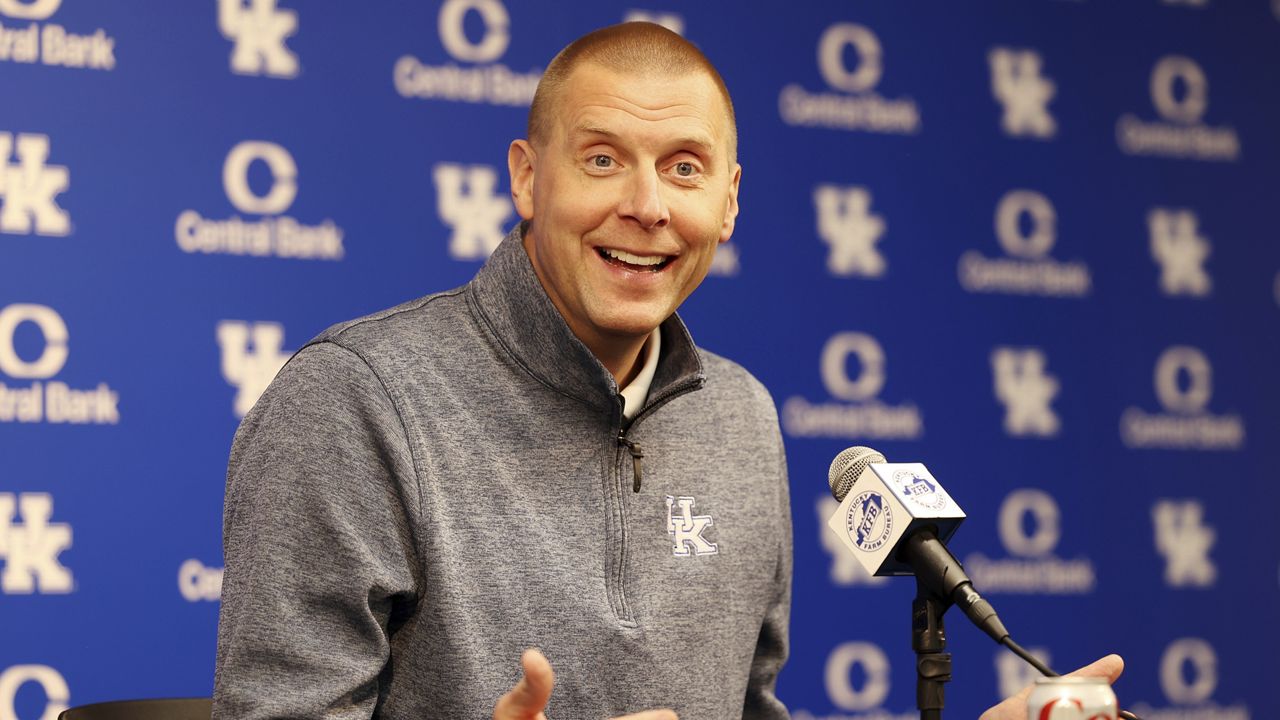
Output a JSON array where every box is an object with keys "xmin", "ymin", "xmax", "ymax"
[
  {"xmin": 494, "ymin": 648, "xmax": 556, "ymax": 720},
  {"xmin": 1065, "ymin": 653, "xmax": 1125, "ymax": 685}
]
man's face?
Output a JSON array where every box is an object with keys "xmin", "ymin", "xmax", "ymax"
[{"xmin": 509, "ymin": 63, "xmax": 741, "ymax": 352}]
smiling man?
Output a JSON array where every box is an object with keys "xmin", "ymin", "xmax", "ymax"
[{"xmin": 214, "ymin": 22, "xmax": 791, "ymax": 720}]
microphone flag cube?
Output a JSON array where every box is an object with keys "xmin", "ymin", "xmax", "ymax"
[{"xmin": 826, "ymin": 462, "xmax": 967, "ymax": 576}]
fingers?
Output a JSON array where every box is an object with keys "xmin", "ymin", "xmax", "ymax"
[
  {"xmin": 1066, "ymin": 653, "xmax": 1125, "ymax": 684},
  {"xmin": 493, "ymin": 648, "xmax": 556, "ymax": 720}
]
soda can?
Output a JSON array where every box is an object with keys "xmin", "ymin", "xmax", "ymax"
[{"xmin": 1027, "ymin": 676, "xmax": 1118, "ymax": 720}]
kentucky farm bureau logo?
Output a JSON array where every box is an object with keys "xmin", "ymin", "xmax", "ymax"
[
  {"xmin": 779, "ymin": 22, "xmax": 920, "ymax": 134},
  {"xmin": 892, "ymin": 470, "xmax": 947, "ymax": 510},
  {"xmin": 846, "ymin": 491, "xmax": 892, "ymax": 552},
  {"xmin": 394, "ymin": 0, "xmax": 540, "ymax": 106},
  {"xmin": 0, "ymin": 0, "xmax": 116, "ymax": 71}
]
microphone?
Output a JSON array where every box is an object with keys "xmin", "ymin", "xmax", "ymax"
[{"xmin": 825, "ymin": 446, "xmax": 1009, "ymax": 643}]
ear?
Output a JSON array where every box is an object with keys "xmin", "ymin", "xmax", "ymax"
[
  {"xmin": 508, "ymin": 139, "xmax": 536, "ymax": 221},
  {"xmin": 719, "ymin": 163, "xmax": 742, "ymax": 243}
]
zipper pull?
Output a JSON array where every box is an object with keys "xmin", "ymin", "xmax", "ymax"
[{"xmin": 618, "ymin": 432, "xmax": 644, "ymax": 493}]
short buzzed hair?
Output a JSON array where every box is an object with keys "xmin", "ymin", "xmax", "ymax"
[{"xmin": 527, "ymin": 22, "xmax": 738, "ymax": 164}]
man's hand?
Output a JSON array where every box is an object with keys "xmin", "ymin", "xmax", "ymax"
[
  {"xmin": 979, "ymin": 654, "xmax": 1125, "ymax": 720},
  {"xmin": 493, "ymin": 648, "xmax": 678, "ymax": 720}
]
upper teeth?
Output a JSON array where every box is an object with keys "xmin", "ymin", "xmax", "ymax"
[{"xmin": 602, "ymin": 248, "xmax": 666, "ymax": 266}]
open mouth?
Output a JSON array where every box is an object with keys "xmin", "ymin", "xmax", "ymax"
[{"xmin": 597, "ymin": 246, "xmax": 673, "ymax": 272}]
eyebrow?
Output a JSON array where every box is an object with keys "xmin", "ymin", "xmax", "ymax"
[{"xmin": 571, "ymin": 123, "xmax": 718, "ymax": 157}]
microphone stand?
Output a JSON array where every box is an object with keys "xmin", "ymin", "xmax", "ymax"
[{"xmin": 912, "ymin": 577, "xmax": 952, "ymax": 720}]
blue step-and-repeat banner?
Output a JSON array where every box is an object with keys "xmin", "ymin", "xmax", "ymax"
[{"xmin": 3, "ymin": 1, "xmax": 1277, "ymax": 718}]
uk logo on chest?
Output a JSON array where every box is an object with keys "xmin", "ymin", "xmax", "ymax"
[{"xmin": 665, "ymin": 495, "xmax": 718, "ymax": 557}]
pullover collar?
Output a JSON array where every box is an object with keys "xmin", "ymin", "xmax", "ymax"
[{"xmin": 468, "ymin": 223, "xmax": 705, "ymax": 416}]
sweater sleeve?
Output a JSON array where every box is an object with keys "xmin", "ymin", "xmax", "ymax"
[
  {"xmin": 213, "ymin": 341, "xmax": 423, "ymax": 720},
  {"xmin": 743, "ymin": 402, "xmax": 794, "ymax": 720}
]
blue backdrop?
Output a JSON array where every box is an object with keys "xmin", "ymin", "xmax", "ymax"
[{"xmin": 2, "ymin": 2, "xmax": 1275, "ymax": 719}]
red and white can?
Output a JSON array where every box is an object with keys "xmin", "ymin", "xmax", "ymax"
[{"xmin": 1027, "ymin": 677, "xmax": 1118, "ymax": 720}]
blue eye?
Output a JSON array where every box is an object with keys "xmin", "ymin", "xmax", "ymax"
[
  {"xmin": 592, "ymin": 155, "xmax": 613, "ymax": 168},
  {"xmin": 675, "ymin": 162, "xmax": 696, "ymax": 176}
]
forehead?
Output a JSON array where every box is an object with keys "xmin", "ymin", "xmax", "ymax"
[{"xmin": 550, "ymin": 63, "xmax": 731, "ymax": 149}]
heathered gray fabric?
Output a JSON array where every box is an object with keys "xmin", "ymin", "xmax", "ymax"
[{"xmin": 213, "ymin": 225, "xmax": 792, "ymax": 720}]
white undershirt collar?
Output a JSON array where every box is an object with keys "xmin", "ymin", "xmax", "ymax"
[{"xmin": 619, "ymin": 327, "xmax": 661, "ymax": 421}]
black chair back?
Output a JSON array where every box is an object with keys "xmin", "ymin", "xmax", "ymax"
[{"xmin": 58, "ymin": 698, "xmax": 212, "ymax": 720}]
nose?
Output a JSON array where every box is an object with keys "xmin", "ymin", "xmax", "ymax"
[{"xmin": 618, "ymin": 168, "xmax": 670, "ymax": 229}]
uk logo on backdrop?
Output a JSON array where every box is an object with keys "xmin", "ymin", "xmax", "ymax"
[
  {"xmin": 175, "ymin": 141, "xmax": 344, "ymax": 260},
  {"xmin": 816, "ymin": 496, "xmax": 888, "ymax": 587},
  {"xmin": 0, "ymin": 132, "xmax": 69, "ymax": 236},
  {"xmin": 963, "ymin": 489, "xmax": 1096, "ymax": 594},
  {"xmin": 1130, "ymin": 638, "xmax": 1250, "ymax": 719},
  {"xmin": 991, "ymin": 347, "xmax": 1060, "ymax": 438},
  {"xmin": 394, "ymin": 0, "xmax": 541, "ymax": 106},
  {"xmin": 779, "ymin": 22, "xmax": 920, "ymax": 134},
  {"xmin": 1120, "ymin": 345, "xmax": 1244, "ymax": 450},
  {"xmin": 218, "ymin": 0, "xmax": 299, "ymax": 79},
  {"xmin": 434, "ymin": 162, "xmax": 513, "ymax": 261},
  {"xmin": 217, "ymin": 320, "xmax": 293, "ymax": 418},
  {"xmin": 0, "ymin": 0, "xmax": 115, "ymax": 70},
  {"xmin": 0, "ymin": 303, "xmax": 120, "ymax": 425},
  {"xmin": 781, "ymin": 331, "xmax": 923, "ymax": 440},
  {"xmin": 1149, "ymin": 208, "xmax": 1211, "ymax": 297},
  {"xmin": 814, "ymin": 184, "xmax": 887, "ymax": 278},
  {"xmin": 1116, "ymin": 55, "xmax": 1240, "ymax": 161},
  {"xmin": 0, "ymin": 665, "xmax": 69, "ymax": 720},
  {"xmin": 958, "ymin": 189, "xmax": 1091, "ymax": 297},
  {"xmin": 0, "ymin": 492, "xmax": 72, "ymax": 594},
  {"xmin": 988, "ymin": 47, "xmax": 1057, "ymax": 139},
  {"xmin": 1153, "ymin": 499, "xmax": 1216, "ymax": 588}
]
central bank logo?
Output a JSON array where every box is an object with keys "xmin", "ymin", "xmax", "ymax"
[
  {"xmin": 0, "ymin": 0, "xmax": 115, "ymax": 71},
  {"xmin": 782, "ymin": 332, "xmax": 923, "ymax": 440},
  {"xmin": 665, "ymin": 495, "xmax": 717, "ymax": 557},
  {"xmin": 0, "ymin": 493, "xmax": 72, "ymax": 594},
  {"xmin": 621, "ymin": 10, "xmax": 684, "ymax": 35},
  {"xmin": 394, "ymin": 0, "xmax": 541, "ymax": 106},
  {"xmin": 1131, "ymin": 638, "xmax": 1250, "ymax": 719},
  {"xmin": 218, "ymin": 0, "xmax": 298, "ymax": 79},
  {"xmin": 175, "ymin": 141, "xmax": 344, "ymax": 260},
  {"xmin": 988, "ymin": 47, "xmax": 1056, "ymax": 139},
  {"xmin": 958, "ymin": 189, "xmax": 1091, "ymax": 297},
  {"xmin": 178, "ymin": 559, "xmax": 224, "ymax": 602},
  {"xmin": 792, "ymin": 641, "xmax": 916, "ymax": 719},
  {"xmin": 1153, "ymin": 499, "xmax": 1216, "ymax": 588},
  {"xmin": 779, "ymin": 22, "xmax": 920, "ymax": 134},
  {"xmin": 1149, "ymin": 208, "xmax": 1211, "ymax": 297},
  {"xmin": 1120, "ymin": 346, "xmax": 1244, "ymax": 450},
  {"xmin": 991, "ymin": 347, "xmax": 1060, "ymax": 437},
  {"xmin": 814, "ymin": 184, "xmax": 886, "ymax": 278},
  {"xmin": 217, "ymin": 320, "xmax": 293, "ymax": 418},
  {"xmin": 817, "ymin": 496, "xmax": 888, "ymax": 587},
  {"xmin": 433, "ymin": 162, "xmax": 513, "ymax": 261},
  {"xmin": 0, "ymin": 664, "xmax": 69, "ymax": 720},
  {"xmin": 963, "ymin": 489, "xmax": 1096, "ymax": 594},
  {"xmin": 0, "ymin": 303, "xmax": 120, "ymax": 425},
  {"xmin": 0, "ymin": 132, "xmax": 69, "ymax": 236},
  {"xmin": 1117, "ymin": 55, "xmax": 1239, "ymax": 161}
]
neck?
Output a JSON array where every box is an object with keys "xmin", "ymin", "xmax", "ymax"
[{"xmin": 584, "ymin": 330, "xmax": 648, "ymax": 389}]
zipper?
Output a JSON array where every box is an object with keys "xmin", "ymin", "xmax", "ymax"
[{"xmin": 604, "ymin": 376, "xmax": 703, "ymax": 624}]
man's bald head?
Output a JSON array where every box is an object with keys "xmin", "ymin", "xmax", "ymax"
[{"xmin": 527, "ymin": 22, "xmax": 738, "ymax": 164}]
